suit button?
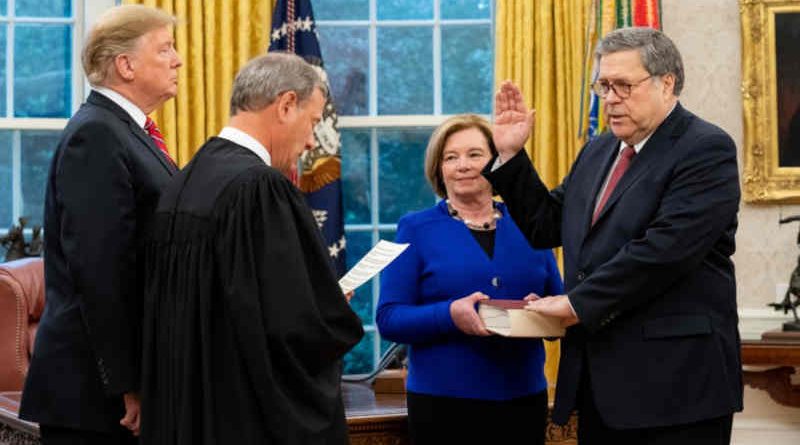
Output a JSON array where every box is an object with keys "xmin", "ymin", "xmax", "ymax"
[
  {"xmin": 491, "ymin": 277, "xmax": 500, "ymax": 288},
  {"xmin": 577, "ymin": 271, "xmax": 585, "ymax": 281}
]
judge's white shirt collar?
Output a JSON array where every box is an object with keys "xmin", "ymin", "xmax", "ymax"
[
  {"xmin": 93, "ymin": 87, "xmax": 147, "ymax": 129},
  {"xmin": 218, "ymin": 126, "xmax": 272, "ymax": 166}
]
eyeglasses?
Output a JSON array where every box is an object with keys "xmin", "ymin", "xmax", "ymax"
[{"xmin": 591, "ymin": 76, "xmax": 652, "ymax": 99}]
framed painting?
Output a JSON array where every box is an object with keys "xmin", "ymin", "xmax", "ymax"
[{"xmin": 741, "ymin": 0, "xmax": 800, "ymax": 202}]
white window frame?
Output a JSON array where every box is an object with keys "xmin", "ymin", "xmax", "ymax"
[
  {"xmin": 0, "ymin": 0, "xmax": 114, "ymax": 238},
  {"xmin": 318, "ymin": 0, "xmax": 494, "ymax": 374}
]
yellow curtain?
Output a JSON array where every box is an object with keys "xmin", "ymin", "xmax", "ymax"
[
  {"xmin": 124, "ymin": 0, "xmax": 275, "ymax": 166},
  {"xmin": 495, "ymin": 0, "xmax": 592, "ymax": 401}
]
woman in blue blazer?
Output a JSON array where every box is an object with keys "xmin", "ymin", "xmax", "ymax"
[{"xmin": 377, "ymin": 114, "xmax": 563, "ymax": 444}]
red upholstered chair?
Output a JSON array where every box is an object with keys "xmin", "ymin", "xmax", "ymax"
[{"xmin": 0, "ymin": 258, "xmax": 45, "ymax": 391}]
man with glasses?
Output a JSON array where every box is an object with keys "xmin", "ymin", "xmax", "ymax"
[{"xmin": 485, "ymin": 27, "xmax": 741, "ymax": 444}]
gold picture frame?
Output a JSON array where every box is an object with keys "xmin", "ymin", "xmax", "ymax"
[{"xmin": 741, "ymin": 0, "xmax": 800, "ymax": 202}]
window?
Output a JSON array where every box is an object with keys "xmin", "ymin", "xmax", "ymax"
[
  {"xmin": 315, "ymin": 0, "xmax": 494, "ymax": 374},
  {"xmin": 0, "ymin": 0, "xmax": 114, "ymax": 256}
]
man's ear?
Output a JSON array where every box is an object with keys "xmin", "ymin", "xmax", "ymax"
[
  {"xmin": 660, "ymin": 73, "xmax": 675, "ymax": 97},
  {"xmin": 114, "ymin": 53, "xmax": 135, "ymax": 81},
  {"xmin": 276, "ymin": 90, "xmax": 298, "ymax": 123}
]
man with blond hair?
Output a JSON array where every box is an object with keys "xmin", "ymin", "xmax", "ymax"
[{"xmin": 20, "ymin": 5, "xmax": 182, "ymax": 444}]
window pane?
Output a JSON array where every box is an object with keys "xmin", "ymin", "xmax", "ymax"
[
  {"xmin": 345, "ymin": 230, "xmax": 374, "ymax": 323},
  {"xmin": 20, "ymin": 131, "xmax": 58, "ymax": 227},
  {"xmin": 378, "ymin": 27, "xmax": 432, "ymax": 114},
  {"xmin": 341, "ymin": 129, "xmax": 371, "ymax": 224},
  {"xmin": 378, "ymin": 0, "xmax": 432, "ymax": 20},
  {"xmin": 14, "ymin": 24, "xmax": 71, "ymax": 118},
  {"xmin": 318, "ymin": 26, "xmax": 368, "ymax": 116},
  {"xmin": 441, "ymin": 0, "xmax": 491, "ymax": 19},
  {"xmin": 343, "ymin": 330, "xmax": 374, "ymax": 374},
  {"xmin": 378, "ymin": 128, "xmax": 435, "ymax": 223},
  {"xmin": 0, "ymin": 27, "xmax": 6, "ymax": 116},
  {"xmin": 16, "ymin": 0, "xmax": 70, "ymax": 17},
  {"xmin": 442, "ymin": 25, "xmax": 492, "ymax": 114},
  {"xmin": 314, "ymin": 0, "xmax": 368, "ymax": 20},
  {"xmin": 0, "ymin": 1, "xmax": 5, "ymax": 16},
  {"xmin": 0, "ymin": 131, "xmax": 12, "ymax": 228}
]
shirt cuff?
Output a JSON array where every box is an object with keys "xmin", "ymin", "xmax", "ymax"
[{"xmin": 566, "ymin": 295, "xmax": 578, "ymax": 318}]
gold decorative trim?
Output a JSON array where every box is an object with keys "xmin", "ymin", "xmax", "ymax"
[{"xmin": 741, "ymin": 0, "xmax": 800, "ymax": 202}]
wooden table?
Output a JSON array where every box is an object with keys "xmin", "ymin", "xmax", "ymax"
[
  {"xmin": 0, "ymin": 384, "xmax": 577, "ymax": 445},
  {"xmin": 0, "ymin": 392, "xmax": 36, "ymax": 445},
  {"xmin": 342, "ymin": 382, "xmax": 409, "ymax": 445},
  {"xmin": 741, "ymin": 331, "xmax": 800, "ymax": 407}
]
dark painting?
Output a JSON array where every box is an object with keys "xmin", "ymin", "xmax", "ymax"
[{"xmin": 776, "ymin": 12, "xmax": 800, "ymax": 167}]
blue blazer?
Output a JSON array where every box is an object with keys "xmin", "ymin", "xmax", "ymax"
[
  {"xmin": 377, "ymin": 200, "xmax": 563, "ymax": 400},
  {"xmin": 485, "ymin": 103, "xmax": 743, "ymax": 428}
]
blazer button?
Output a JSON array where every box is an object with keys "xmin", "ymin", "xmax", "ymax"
[
  {"xmin": 576, "ymin": 271, "xmax": 585, "ymax": 281},
  {"xmin": 491, "ymin": 277, "xmax": 500, "ymax": 288}
]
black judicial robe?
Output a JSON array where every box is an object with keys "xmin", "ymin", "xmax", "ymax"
[{"xmin": 140, "ymin": 137, "xmax": 364, "ymax": 445}]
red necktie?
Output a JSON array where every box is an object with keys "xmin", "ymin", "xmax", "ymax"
[
  {"xmin": 144, "ymin": 117, "xmax": 176, "ymax": 166},
  {"xmin": 592, "ymin": 145, "xmax": 636, "ymax": 225}
]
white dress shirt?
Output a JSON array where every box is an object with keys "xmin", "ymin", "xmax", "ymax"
[
  {"xmin": 94, "ymin": 87, "xmax": 147, "ymax": 129},
  {"xmin": 218, "ymin": 126, "xmax": 272, "ymax": 166}
]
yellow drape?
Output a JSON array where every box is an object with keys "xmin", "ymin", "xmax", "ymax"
[
  {"xmin": 124, "ymin": 0, "xmax": 274, "ymax": 166},
  {"xmin": 495, "ymin": 0, "xmax": 592, "ymax": 401}
]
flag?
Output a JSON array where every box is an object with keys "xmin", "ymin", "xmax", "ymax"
[
  {"xmin": 581, "ymin": 0, "xmax": 662, "ymax": 139},
  {"xmin": 269, "ymin": 0, "xmax": 347, "ymax": 277}
]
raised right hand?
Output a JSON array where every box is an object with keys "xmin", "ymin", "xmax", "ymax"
[
  {"xmin": 449, "ymin": 292, "xmax": 492, "ymax": 336},
  {"xmin": 493, "ymin": 81, "xmax": 535, "ymax": 161}
]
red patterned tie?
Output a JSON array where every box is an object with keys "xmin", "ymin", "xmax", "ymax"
[
  {"xmin": 144, "ymin": 117, "xmax": 176, "ymax": 166},
  {"xmin": 592, "ymin": 145, "xmax": 636, "ymax": 225}
]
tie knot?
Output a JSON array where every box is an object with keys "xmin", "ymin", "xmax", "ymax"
[{"xmin": 621, "ymin": 145, "xmax": 636, "ymax": 159}]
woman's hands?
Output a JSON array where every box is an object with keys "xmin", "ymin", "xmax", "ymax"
[{"xmin": 449, "ymin": 292, "xmax": 492, "ymax": 336}]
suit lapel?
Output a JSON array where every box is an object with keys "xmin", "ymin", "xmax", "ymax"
[
  {"xmin": 589, "ymin": 103, "xmax": 690, "ymax": 228},
  {"xmin": 129, "ymin": 120, "xmax": 178, "ymax": 174},
  {"xmin": 87, "ymin": 91, "xmax": 177, "ymax": 175}
]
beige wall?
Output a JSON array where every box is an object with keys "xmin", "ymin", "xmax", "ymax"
[
  {"xmin": 661, "ymin": 2, "xmax": 800, "ymax": 442},
  {"xmin": 662, "ymin": 0, "xmax": 800, "ymax": 324}
]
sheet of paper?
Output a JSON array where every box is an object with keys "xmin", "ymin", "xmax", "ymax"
[{"xmin": 339, "ymin": 240, "xmax": 409, "ymax": 294}]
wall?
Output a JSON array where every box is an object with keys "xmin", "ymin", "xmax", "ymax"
[
  {"xmin": 661, "ymin": 1, "xmax": 800, "ymax": 442},
  {"xmin": 662, "ymin": 0, "xmax": 799, "ymax": 327}
]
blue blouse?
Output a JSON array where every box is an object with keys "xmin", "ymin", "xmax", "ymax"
[{"xmin": 377, "ymin": 200, "xmax": 564, "ymax": 400}]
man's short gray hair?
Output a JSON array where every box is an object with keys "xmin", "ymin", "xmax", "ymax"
[
  {"xmin": 596, "ymin": 27, "xmax": 685, "ymax": 96},
  {"xmin": 229, "ymin": 53, "xmax": 328, "ymax": 116}
]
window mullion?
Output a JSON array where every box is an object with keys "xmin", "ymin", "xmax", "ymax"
[
  {"xmin": 6, "ymin": 3, "xmax": 15, "ymax": 117},
  {"xmin": 72, "ymin": 0, "xmax": 84, "ymax": 111},
  {"xmin": 368, "ymin": 0, "xmax": 377, "ymax": 117},
  {"xmin": 433, "ymin": 0, "xmax": 441, "ymax": 115},
  {"xmin": 369, "ymin": 126, "xmax": 380, "ymax": 369},
  {"xmin": 11, "ymin": 129, "xmax": 21, "ymax": 223}
]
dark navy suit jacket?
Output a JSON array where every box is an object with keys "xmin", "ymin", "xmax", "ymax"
[
  {"xmin": 20, "ymin": 91, "xmax": 177, "ymax": 432},
  {"xmin": 485, "ymin": 103, "xmax": 743, "ymax": 429}
]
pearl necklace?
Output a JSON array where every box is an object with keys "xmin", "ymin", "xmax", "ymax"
[{"xmin": 446, "ymin": 200, "xmax": 502, "ymax": 231}]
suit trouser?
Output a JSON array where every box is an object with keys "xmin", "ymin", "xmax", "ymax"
[
  {"xmin": 40, "ymin": 424, "xmax": 138, "ymax": 445},
  {"xmin": 407, "ymin": 389, "xmax": 548, "ymax": 445},
  {"xmin": 575, "ymin": 362, "xmax": 733, "ymax": 445}
]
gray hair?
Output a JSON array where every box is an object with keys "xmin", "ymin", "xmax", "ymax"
[
  {"xmin": 229, "ymin": 52, "xmax": 328, "ymax": 116},
  {"xmin": 595, "ymin": 27, "xmax": 685, "ymax": 96}
]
